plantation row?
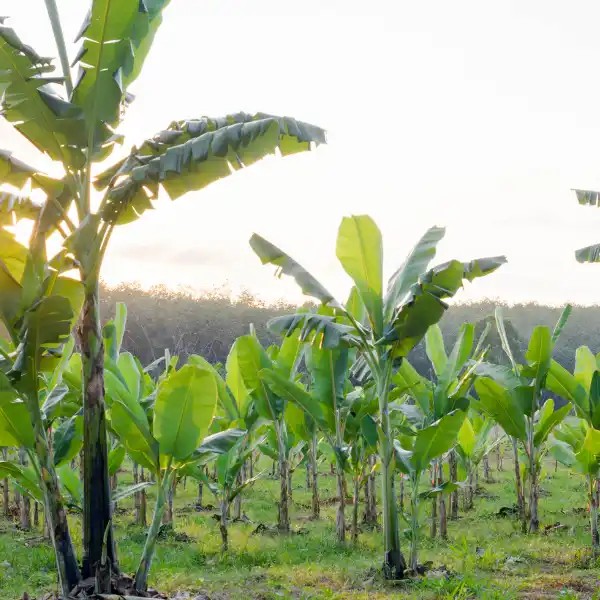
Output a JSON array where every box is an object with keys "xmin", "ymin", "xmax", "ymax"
[
  {"xmin": 2, "ymin": 3, "xmax": 600, "ymax": 599},
  {"xmin": 3, "ymin": 210, "xmax": 600, "ymax": 598}
]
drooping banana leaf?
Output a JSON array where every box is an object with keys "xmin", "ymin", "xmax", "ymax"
[
  {"xmin": 250, "ymin": 233, "xmax": 338, "ymax": 307},
  {"xmin": 267, "ymin": 313, "xmax": 356, "ymax": 349},
  {"xmin": 379, "ymin": 256, "xmax": 506, "ymax": 352},
  {"xmin": 572, "ymin": 189, "xmax": 600, "ymax": 263},
  {"xmin": 98, "ymin": 113, "xmax": 326, "ymax": 225}
]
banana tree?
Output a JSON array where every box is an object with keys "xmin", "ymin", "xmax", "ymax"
[
  {"xmin": 1, "ymin": 3, "xmax": 325, "ymax": 585},
  {"xmin": 261, "ymin": 343, "xmax": 379, "ymax": 544},
  {"xmin": 549, "ymin": 417, "xmax": 600, "ymax": 554},
  {"xmin": 0, "ymin": 222, "xmax": 84, "ymax": 594},
  {"xmin": 263, "ymin": 308, "xmax": 351, "ymax": 542},
  {"xmin": 456, "ymin": 412, "xmax": 504, "ymax": 509},
  {"xmin": 346, "ymin": 393, "xmax": 379, "ymax": 543},
  {"xmin": 393, "ymin": 409, "xmax": 466, "ymax": 571},
  {"xmin": 186, "ymin": 432, "xmax": 263, "ymax": 551},
  {"xmin": 391, "ymin": 322, "xmax": 483, "ymax": 537},
  {"xmin": 250, "ymin": 215, "xmax": 505, "ymax": 577},
  {"xmin": 474, "ymin": 307, "xmax": 572, "ymax": 532},
  {"xmin": 226, "ymin": 330, "xmax": 302, "ymax": 532},
  {"xmin": 108, "ymin": 357, "xmax": 244, "ymax": 593},
  {"xmin": 545, "ymin": 344, "xmax": 600, "ymax": 554}
]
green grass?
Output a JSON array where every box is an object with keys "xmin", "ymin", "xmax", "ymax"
[{"xmin": 1, "ymin": 456, "xmax": 600, "ymax": 599}]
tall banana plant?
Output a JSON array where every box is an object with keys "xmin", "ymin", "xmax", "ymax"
[
  {"xmin": 474, "ymin": 307, "xmax": 572, "ymax": 533},
  {"xmin": 250, "ymin": 215, "xmax": 506, "ymax": 578},
  {"xmin": 108, "ymin": 357, "xmax": 245, "ymax": 593},
  {"xmin": 391, "ymin": 323, "xmax": 482, "ymax": 560},
  {"xmin": 0, "ymin": 226, "xmax": 83, "ymax": 595},
  {"xmin": 550, "ymin": 417, "xmax": 600, "ymax": 555},
  {"xmin": 226, "ymin": 330, "xmax": 302, "ymax": 532},
  {"xmin": 261, "ymin": 320, "xmax": 378, "ymax": 544},
  {"xmin": 0, "ymin": 3, "xmax": 325, "ymax": 587},
  {"xmin": 546, "ymin": 344, "xmax": 600, "ymax": 554}
]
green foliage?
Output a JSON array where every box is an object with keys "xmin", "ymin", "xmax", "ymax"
[{"xmin": 154, "ymin": 365, "xmax": 218, "ymax": 460}]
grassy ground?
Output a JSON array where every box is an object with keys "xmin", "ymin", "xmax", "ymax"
[{"xmin": 1, "ymin": 454, "xmax": 599, "ymax": 599}]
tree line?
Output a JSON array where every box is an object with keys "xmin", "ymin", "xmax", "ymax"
[{"xmin": 101, "ymin": 283, "xmax": 598, "ymax": 377}]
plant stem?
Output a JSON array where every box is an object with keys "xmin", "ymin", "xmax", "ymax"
[
  {"xmin": 336, "ymin": 465, "xmax": 346, "ymax": 543},
  {"xmin": 78, "ymin": 279, "xmax": 117, "ymax": 580},
  {"xmin": 220, "ymin": 499, "xmax": 229, "ymax": 551},
  {"xmin": 438, "ymin": 458, "xmax": 447, "ymax": 540},
  {"xmin": 2, "ymin": 448, "xmax": 9, "ymax": 517},
  {"xmin": 275, "ymin": 418, "xmax": 290, "ymax": 532},
  {"xmin": 43, "ymin": 0, "xmax": 74, "ymax": 97},
  {"xmin": 18, "ymin": 449, "xmax": 31, "ymax": 530},
  {"xmin": 430, "ymin": 462, "xmax": 437, "ymax": 539},
  {"xmin": 590, "ymin": 476, "xmax": 599, "ymax": 557},
  {"xmin": 311, "ymin": 431, "xmax": 320, "ymax": 519},
  {"xmin": 466, "ymin": 466, "xmax": 474, "ymax": 510},
  {"xmin": 378, "ymin": 358, "xmax": 406, "ymax": 579},
  {"xmin": 527, "ymin": 422, "xmax": 539, "ymax": 533},
  {"xmin": 352, "ymin": 476, "xmax": 360, "ymax": 544},
  {"xmin": 135, "ymin": 472, "xmax": 168, "ymax": 593},
  {"xmin": 512, "ymin": 437, "xmax": 525, "ymax": 527},
  {"xmin": 20, "ymin": 338, "xmax": 81, "ymax": 595},
  {"xmin": 449, "ymin": 450, "xmax": 459, "ymax": 520},
  {"xmin": 409, "ymin": 472, "xmax": 420, "ymax": 571}
]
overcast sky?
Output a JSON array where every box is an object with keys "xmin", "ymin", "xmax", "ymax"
[{"xmin": 4, "ymin": 0, "xmax": 600, "ymax": 306}]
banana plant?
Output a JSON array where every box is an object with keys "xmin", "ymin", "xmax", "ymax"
[
  {"xmin": 545, "ymin": 344, "xmax": 600, "ymax": 554},
  {"xmin": 456, "ymin": 412, "xmax": 505, "ymax": 509},
  {"xmin": 261, "ymin": 341, "xmax": 379, "ymax": 544},
  {"xmin": 251, "ymin": 216, "xmax": 505, "ymax": 577},
  {"xmin": 0, "ymin": 3, "xmax": 325, "ymax": 585},
  {"xmin": 185, "ymin": 432, "xmax": 264, "ymax": 551},
  {"xmin": 392, "ymin": 322, "xmax": 482, "ymax": 540},
  {"xmin": 108, "ymin": 357, "xmax": 244, "ymax": 593},
  {"xmin": 0, "ymin": 224, "xmax": 84, "ymax": 595},
  {"xmin": 225, "ymin": 330, "xmax": 302, "ymax": 532},
  {"xmin": 346, "ymin": 392, "xmax": 379, "ymax": 543},
  {"xmin": 474, "ymin": 307, "xmax": 572, "ymax": 533},
  {"xmin": 393, "ymin": 409, "xmax": 466, "ymax": 571},
  {"xmin": 549, "ymin": 417, "xmax": 600, "ymax": 554},
  {"xmin": 263, "ymin": 311, "xmax": 351, "ymax": 542}
]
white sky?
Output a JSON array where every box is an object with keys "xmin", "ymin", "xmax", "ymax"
[{"xmin": 4, "ymin": 0, "xmax": 600, "ymax": 306}]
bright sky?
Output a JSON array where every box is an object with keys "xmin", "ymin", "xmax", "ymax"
[{"xmin": 4, "ymin": 0, "xmax": 600, "ymax": 306}]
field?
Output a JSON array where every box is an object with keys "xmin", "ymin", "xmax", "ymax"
[{"xmin": 1, "ymin": 454, "xmax": 599, "ymax": 600}]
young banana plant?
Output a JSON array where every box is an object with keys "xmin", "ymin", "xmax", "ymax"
[
  {"xmin": 546, "ymin": 344, "xmax": 600, "ymax": 554},
  {"xmin": 108, "ymin": 357, "xmax": 244, "ymax": 593},
  {"xmin": 185, "ymin": 432, "xmax": 264, "ymax": 551},
  {"xmin": 345, "ymin": 390, "xmax": 379, "ymax": 543},
  {"xmin": 251, "ymin": 215, "xmax": 505, "ymax": 577},
  {"xmin": 456, "ymin": 412, "xmax": 505, "ymax": 509},
  {"xmin": 393, "ymin": 409, "xmax": 466, "ymax": 571},
  {"xmin": 550, "ymin": 417, "xmax": 600, "ymax": 555},
  {"xmin": 261, "ymin": 341, "xmax": 379, "ymax": 544},
  {"xmin": 473, "ymin": 306, "xmax": 572, "ymax": 533},
  {"xmin": 226, "ymin": 329, "xmax": 302, "ymax": 532},
  {"xmin": 390, "ymin": 323, "xmax": 485, "ymax": 568}
]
